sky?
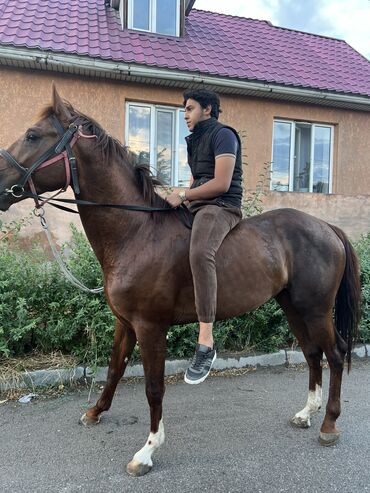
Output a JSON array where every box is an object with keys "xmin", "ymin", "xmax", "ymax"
[{"xmin": 194, "ymin": 0, "xmax": 370, "ymax": 60}]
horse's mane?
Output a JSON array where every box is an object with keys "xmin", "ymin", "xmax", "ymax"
[{"xmin": 38, "ymin": 103, "xmax": 169, "ymax": 210}]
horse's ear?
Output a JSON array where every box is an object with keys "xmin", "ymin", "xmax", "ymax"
[{"xmin": 51, "ymin": 83, "xmax": 71, "ymax": 122}]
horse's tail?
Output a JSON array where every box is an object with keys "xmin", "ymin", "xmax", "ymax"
[{"xmin": 329, "ymin": 224, "xmax": 362, "ymax": 372}]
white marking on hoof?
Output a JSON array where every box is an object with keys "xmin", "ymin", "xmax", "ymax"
[
  {"xmin": 80, "ymin": 412, "xmax": 101, "ymax": 426},
  {"xmin": 126, "ymin": 460, "xmax": 152, "ymax": 477},
  {"xmin": 126, "ymin": 419, "xmax": 165, "ymax": 476},
  {"xmin": 290, "ymin": 415, "xmax": 311, "ymax": 429},
  {"xmin": 291, "ymin": 385, "xmax": 322, "ymax": 428},
  {"xmin": 319, "ymin": 431, "xmax": 340, "ymax": 446}
]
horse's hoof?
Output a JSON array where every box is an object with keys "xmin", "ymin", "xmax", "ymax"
[
  {"xmin": 318, "ymin": 431, "xmax": 340, "ymax": 446},
  {"xmin": 289, "ymin": 416, "xmax": 310, "ymax": 429},
  {"xmin": 126, "ymin": 459, "xmax": 152, "ymax": 477},
  {"xmin": 80, "ymin": 413, "xmax": 101, "ymax": 426}
]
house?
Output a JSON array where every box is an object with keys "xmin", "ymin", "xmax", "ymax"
[{"xmin": 0, "ymin": 0, "xmax": 369, "ymax": 241}]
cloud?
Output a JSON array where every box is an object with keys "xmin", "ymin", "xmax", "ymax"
[
  {"xmin": 193, "ymin": 0, "xmax": 370, "ymax": 59},
  {"xmin": 194, "ymin": 0, "xmax": 279, "ymax": 22},
  {"xmin": 319, "ymin": 0, "xmax": 370, "ymax": 58},
  {"xmin": 274, "ymin": 0, "xmax": 370, "ymax": 58},
  {"xmin": 274, "ymin": 0, "xmax": 333, "ymax": 34}
]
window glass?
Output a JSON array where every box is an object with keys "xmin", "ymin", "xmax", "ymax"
[
  {"xmin": 127, "ymin": 104, "xmax": 192, "ymax": 186},
  {"xmin": 272, "ymin": 122, "xmax": 291, "ymax": 191},
  {"xmin": 272, "ymin": 120, "xmax": 333, "ymax": 194},
  {"xmin": 293, "ymin": 124, "xmax": 311, "ymax": 192},
  {"xmin": 132, "ymin": 0, "xmax": 150, "ymax": 30},
  {"xmin": 178, "ymin": 112, "xmax": 190, "ymax": 187},
  {"xmin": 156, "ymin": 0, "xmax": 177, "ymax": 35},
  {"xmin": 127, "ymin": 105, "xmax": 151, "ymax": 165},
  {"xmin": 156, "ymin": 111, "xmax": 173, "ymax": 184},
  {"xmin": 313, "ymin": 126, "xmax": 331, "ymax": 193}
]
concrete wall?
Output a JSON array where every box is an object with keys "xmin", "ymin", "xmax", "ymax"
[{"xmin": 0, "ymin": 67, "xmax": 369, "ymax": 243}]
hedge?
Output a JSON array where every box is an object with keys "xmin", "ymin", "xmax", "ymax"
[{"xmin": 0, "ymin": 219, "xmax": 369, "ymax": 366}]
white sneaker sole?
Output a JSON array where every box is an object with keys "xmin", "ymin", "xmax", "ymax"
[{"xmin": 184, "ymin": 351, "xmax": 217, "ymax": 385}]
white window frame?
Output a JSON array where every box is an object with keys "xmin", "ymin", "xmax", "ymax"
[
  {"xmin": 271, "ymin": 119, "xmax": 334, "ymax": 194},
  {"xmin": 119, "ymin": 0, "xmax": 124, "ymax": 28},
  {"xmin": 127, "ymin": 0, "xmax": 181, "ymax": 36},
  {"xmin": 125, "ymin": 102, "xmax": 188, "ymax": 186}
]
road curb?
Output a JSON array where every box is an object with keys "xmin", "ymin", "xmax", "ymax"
[{"xmin": 1, "ymin": 344, "xmax": 368, "ymax": 392}]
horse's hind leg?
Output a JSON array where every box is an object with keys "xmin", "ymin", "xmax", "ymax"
[
  {"xmin": 318, "ymin": 326, "xmax": 346, "ymax": 446},
  {"xmin": 127, "ymin": 326, "xmax": 167, "ymax": 477},
  {"xmin": 294, "ymin": 311, "xmax": 345, "ymax": 445},
  {"xmin": 280, "ymin": 287, "xmax": 346, "ymax": 445},
  {"xmin": 277, "ymin": 293, "xmax": 323, "ymax": 429},
  {"xmin": 81, "ymin": 319, "xmax": 137, "ymax": 425},
  {"xmin": 290, "ymin": 346, "xmax": 323, "ymax": 429}
]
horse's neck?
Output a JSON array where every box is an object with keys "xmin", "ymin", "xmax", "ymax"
[{"xmin": 75, "ymin": 154, "xmax": 155, "ymax": 262}]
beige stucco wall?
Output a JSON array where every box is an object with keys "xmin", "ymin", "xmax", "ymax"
[
  {"xmin": 0, "ymin": 67, "xmax": 369, "ymax": 242},
  {"xmin": 262, "ymin": 191, "xmax": 370, "ymax": 240}
]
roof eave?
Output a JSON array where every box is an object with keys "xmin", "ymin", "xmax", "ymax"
[{"xmin": 0, "ymin": 46, "xmax": 369, "ymax": 112}]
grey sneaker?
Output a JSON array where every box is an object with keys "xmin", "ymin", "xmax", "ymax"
[{"xmin": 184, "ymin": 343, "xmax": 217, "ymax": 385}]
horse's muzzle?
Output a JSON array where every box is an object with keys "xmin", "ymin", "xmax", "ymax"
[{"xmin": 0, "ymin": 191, "xmax": 15, "ymax": 211}]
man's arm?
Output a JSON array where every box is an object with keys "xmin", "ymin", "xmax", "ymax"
[
  {"xmin": 166, "ymin": 156, "xmax": 235, "ymax": 207},
  {"xmin": 183, "ymin": 155, "xmax": 235, "ymax": 200},
  {"xmin": 166, "ymin": 127, "xmax": 238, "ymax": 207}
]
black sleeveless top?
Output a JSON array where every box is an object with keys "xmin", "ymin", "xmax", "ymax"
[{"xmin": 185, "ymin": 118, "xmax": 243, "ymax": 208}]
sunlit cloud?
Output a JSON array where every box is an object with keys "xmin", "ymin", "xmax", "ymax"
[{"xmin": 194, "ymin": 0, "xmax": 370, "ymax": 59}]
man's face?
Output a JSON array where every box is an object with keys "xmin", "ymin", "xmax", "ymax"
[{"xmin": 184, "ymin": 98, "xmax": 211, "ymax": 132}]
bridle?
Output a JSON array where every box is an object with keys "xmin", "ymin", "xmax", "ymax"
[
  {"xmin": 0, "ymin": 115, "xmax": 94, "ymax": 207},
  {"xmin": 0, "ymin": 114, "xmax": 193, "ymax": 228},
  {"xmin": 0, "ymin": 113, "xmax": 193, "ymax": 294}
]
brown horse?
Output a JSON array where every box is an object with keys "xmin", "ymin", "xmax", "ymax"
[{"xmin": 0, "ymin": 88, "xmax": 361, "ymax": 476}]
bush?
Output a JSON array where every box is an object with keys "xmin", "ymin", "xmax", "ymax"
[
  {"xmin": 356, "ymin": 233, "xmax": 370, "ymax": 343},
  {"xmin": 0, "ymin": 222, "xmax": 115, "ymax": 365},
  {"xmin": 0, "ymin": 219, "xmax": 369, "ymax": 366}
]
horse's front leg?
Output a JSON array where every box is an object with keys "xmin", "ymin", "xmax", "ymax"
[
  {"xmin": 126, "ymin": 327, "xmax": 167, "ymax": 477},
  {"xmin": 81, "ymin": 319, "xmax": 137, "ymax": 425}
]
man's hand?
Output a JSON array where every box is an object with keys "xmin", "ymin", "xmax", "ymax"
[{"xmin": 166, "ymin": 192, "xmax": 184, "ymax": 208}]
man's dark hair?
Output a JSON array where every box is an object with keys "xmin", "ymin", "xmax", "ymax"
[{"xmin": 183, "ymin": 89, "xmax": 222, "ymax": 120}]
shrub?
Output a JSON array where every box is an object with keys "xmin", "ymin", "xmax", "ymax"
[
  {"xmin": 356, "ymin": 233, "xmax": 370, "ymax": 343},
  {"xmin": 0, "ymin": 222, "xmax": 114, "ymax": 365},
  {"xmin": 0, "ymin": 219, "xmax": 369, "ymax": 366}
]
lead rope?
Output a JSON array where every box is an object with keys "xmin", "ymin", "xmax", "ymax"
[{"xmin": 36, "ymin": 207, "xmax": 104, "ymax": 294}]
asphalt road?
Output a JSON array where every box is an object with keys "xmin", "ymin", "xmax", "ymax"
[{"xmin": 1, "ymin": 362, "xmax": 369, "ymax": 493}]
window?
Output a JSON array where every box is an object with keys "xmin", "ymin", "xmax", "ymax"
[
  {"xmin": 271, "ymin": 120, "xmax": 333, "ymax": 193},
  {"xmin": 127, "ymin": 0, "xmax": 180, "ymax": 36},
  {"xmin": 126, "ymin": 102, "xmax": 190, "ymax": 186}
]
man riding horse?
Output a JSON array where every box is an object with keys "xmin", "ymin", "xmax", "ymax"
[
  {"xmin": 0, "ymin": 87, "xmax": 360, "ymax": 475},
  {"xmin": 167, "ymin": 90, "xmax": 243, "ymax": 384}
]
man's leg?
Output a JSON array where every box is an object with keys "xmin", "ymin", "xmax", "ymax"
[
  {"xmin": 184, "ymin": 205, "xmax": 241, "ymax": 385},
  {"xmin": 198, "ymin": 322, "xmax": 213, "ymax": 347}
]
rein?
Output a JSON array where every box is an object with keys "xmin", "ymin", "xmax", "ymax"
[
  {"xmin": 35, "ymin": 207, "xmax": 104, "ymax": 294},
  {"xmin": 22, "ymin": 190, "xmax": 187, "ymax": 213},
  {"xmin": 0, "ymin": 115, "xmax": 192, "ymax": 227}
]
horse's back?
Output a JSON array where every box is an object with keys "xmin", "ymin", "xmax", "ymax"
[
  {"xmin": 228, "ymin": 208, "xmax": 344, "ymax": 258},
  {"xmin": 210, "ymin": 208, "xmax": 346, "ymax": 320}
]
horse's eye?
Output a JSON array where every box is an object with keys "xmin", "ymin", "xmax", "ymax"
[{"xmin": 25, "ymin": 132, "xmax": 39, "ymax": 142}]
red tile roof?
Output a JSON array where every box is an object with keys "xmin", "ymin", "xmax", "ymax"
[{"xmin": 0, "ymin": 0, "xmax": 369, "ymax": 97}]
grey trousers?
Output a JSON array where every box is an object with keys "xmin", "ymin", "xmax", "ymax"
[{"xmin": 189, "ymin": 202, "xmax": 242, "ymax": 323}]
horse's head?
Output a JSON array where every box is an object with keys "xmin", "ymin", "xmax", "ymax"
[{"xmin": 0, "ymin": 85, "xmax": 78, "ymax": 211}]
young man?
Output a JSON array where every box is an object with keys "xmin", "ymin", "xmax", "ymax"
[{"xmin": 166, "ymin": 89, "xmax": 243, "ymax": 384}]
